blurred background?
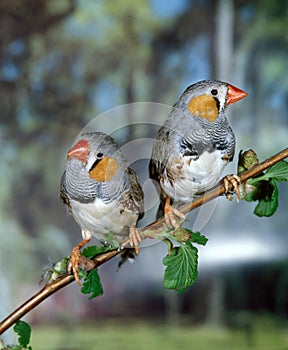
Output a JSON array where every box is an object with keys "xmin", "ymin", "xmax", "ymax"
[{"xmin": 0, "ymin": 0, "xmax": 288, "ymax": 349}]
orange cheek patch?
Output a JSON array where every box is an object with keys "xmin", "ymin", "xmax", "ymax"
[
  {"xmin": 187, "ymin": 94, "xmax": 218, "ymax": 122},
  {"xmin": 89, "ymin": 157, "xmax": 119, "ymax": 182}
]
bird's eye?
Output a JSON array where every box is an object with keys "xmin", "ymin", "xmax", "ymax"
[
  {"xmin": 96, "ymin": 152, "xmax": 104, "ymax": 159},
  {"xmin": 211, "ymin": 89, "xmax": 218, "ymax": 96}
]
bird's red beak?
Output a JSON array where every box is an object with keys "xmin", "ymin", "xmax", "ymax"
[
  {"xmin": 226, "ymin": 84, "xmax": 248, "ymax": 105},
  {"xmin": 67, "ymin": 139, "xmax": 89, "ymax": 163}
]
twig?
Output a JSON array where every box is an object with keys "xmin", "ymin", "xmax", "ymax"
[
  {"xmin": 0, "ymin": 250, "xmax": 120, "ymax": 335},
  {"xmin": 180, "ymin": 147, "xmax": 288, "ymax": 214},
  {"xmin": 0, "ymin": 147, "xmax": 287, "ymax": 335}
]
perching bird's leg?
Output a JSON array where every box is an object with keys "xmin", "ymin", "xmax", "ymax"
[
  {"xmin": 68, "ymin": 231, "xmax": 91, "ymax": 285},
  {"xmin": 129, "ymin": 226, "xmax": 142, "ymax": 255},
  {"xmin": 223, "ymin": 174, "xmax": 241, "ymax": 201},
  {"xmin": 164, "ymin": 196, "xmax": 186, "ymax": 229}
]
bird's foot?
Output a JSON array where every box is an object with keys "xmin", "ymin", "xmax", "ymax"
[
  {"xmin": 129, "ymin": 226, "xmax": 142, "ymax": 255},
  {"xmin": 68, "ymin": 238, "xmax": 90, "ymax": 286},
  {"xmin": 68, "ymin": 246, "xmax": 82, "ymax": 285},
  {"xmin": 223, "ymin": 174, "xmax": 241, "ymax": 201},
  {"xmin": 164, "ymin": 197, "xmax": 186, "ymax": 229}
]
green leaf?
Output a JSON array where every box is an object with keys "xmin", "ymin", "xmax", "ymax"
[
  {"xmin": 13, "ymin": 320, "xmax": 31, "ymax": 348},
  {"xmin": 244, "ymin": 177, "xmax": 279, "ymax": 217},
  {"xmin": 243, "ymin": 160, "xmax": 287, "ymax": 217},
  {"xmin": 81, "ymin": 268, "xmax": 103, "ymax": 299},
  {"xmin": 184, "ymin": 230, "xmax": 208, "ymax": 246},
  {"xmin": 265, "ymin": 160, "xmax": 288, "ymax": 182},
  {"xmin": 253, "ymin": 179, "xmax": 278, "ymax": 217},
  {"xmin": 244, "ymin": 179, "xmax": 274, "ymax": 202},
  {"xmin": 163, "ymin": 241, "xmax": 198, "ymax": 292},
  {"xmin": 82, "ymin": 245, "xmax": 117, "ymax": 259},
  {"xmin": 249, "ymin": 160, "xmax": 288, "ymax": 185}
]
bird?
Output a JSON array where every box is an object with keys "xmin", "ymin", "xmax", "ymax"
[
  {"xmin": 60, "ymin": 132, "xmax": 144, "ymax": 284},
  {"xmin": 149, "ymin": 79, "xmax": 248, "ymax": 227}
]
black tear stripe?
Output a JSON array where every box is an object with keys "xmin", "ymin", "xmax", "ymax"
[
  {"xmin": 89, "ymin": 158, "xmax": 102, "ymax": 172},
  {"xmin": 213, "ymin": 96, "xmax": 220, "ymax": 112}
]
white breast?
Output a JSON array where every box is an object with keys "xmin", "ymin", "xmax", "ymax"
[
  {"xmin": 70, "ymin": 198, "xmax": 138, "ymax": 243},
  {"xmin": 161, "ymin": 150, "xmax": 228, "ymax": 203}
]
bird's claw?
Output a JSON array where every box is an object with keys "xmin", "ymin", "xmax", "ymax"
[
  {"xmin": 223, "ymin": 174, "xmax": 241, "ymax": 201},
  {"xmin": 68, "ymin": 237, "xmax": 91, "ymax": 286},
  {"xmin": 68, "ymin": 246, "xmax": 82, "ymax": 286},
  {"xmin": 164, "ymin": 197, "xmax": 186, "ymax": 229},
  {"xmin": 129, "ymin": 226, "xmax": 142, "ymax": 255}
]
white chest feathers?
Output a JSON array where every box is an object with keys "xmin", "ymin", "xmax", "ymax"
[
  {"xmin": 161, "ymin": 150, "xmax": 228, "ymax": 203},
  {"xmin": 69, "ymin": 197, "xmax": 139, "ymax": 243}
]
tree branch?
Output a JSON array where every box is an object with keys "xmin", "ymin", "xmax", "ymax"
[{"xmin": 0, "ymin": 147, "xmax": 287, "ymax": 335}]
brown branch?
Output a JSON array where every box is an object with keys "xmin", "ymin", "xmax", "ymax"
[
  {"xmin": 0, "ymin": 250, "xmax": 120, "ymax": 335},
  {"xmin": 180, "ymin": 147, "xmax": 288, "ymax": 215},
  {"xmin": 0, "ymin": 147, "xmax": 287, "ymax": 335}
]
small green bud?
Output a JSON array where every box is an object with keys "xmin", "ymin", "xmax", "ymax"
[
  {"xmin": 238, "ymin": 149, "xmax": 259, "ymax": 174},
  {"xmin": 172, "ymin": 228, "xmax": 191, "ymax": 242}
]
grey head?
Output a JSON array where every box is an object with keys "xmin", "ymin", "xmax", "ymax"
[{"xmin": 62, "ymin": 132, "xmax": 129, "ymax": 203}]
